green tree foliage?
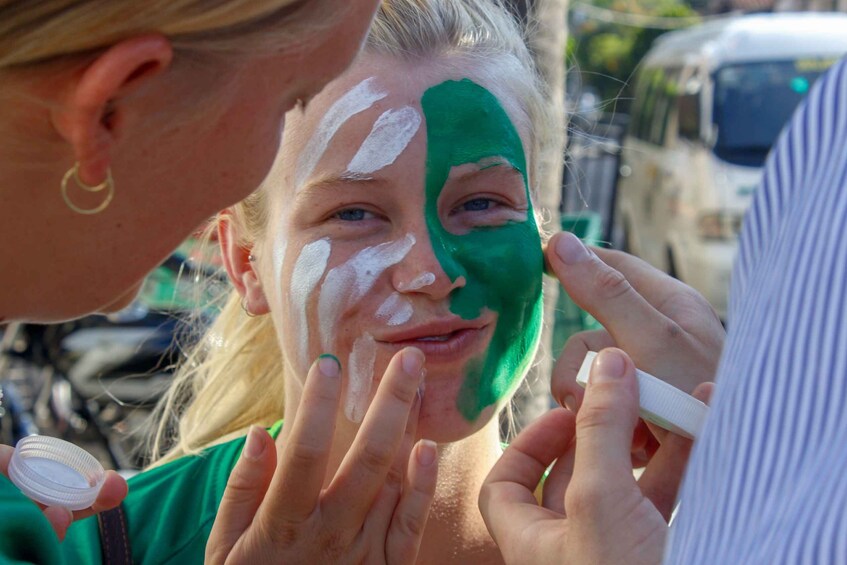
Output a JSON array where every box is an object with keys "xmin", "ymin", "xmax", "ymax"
[{"xmin": 568, "ymin": 0, "xmax": 698, "ymax": 111}]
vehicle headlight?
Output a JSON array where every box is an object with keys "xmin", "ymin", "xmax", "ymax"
[{"xmin": 697, "ymin": 211, "xmax": 743, "ymax": 241}]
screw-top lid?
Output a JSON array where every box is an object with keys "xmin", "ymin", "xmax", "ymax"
[
  {"xmin": 9, "ymin": 435, "xmax": 105, "ymax": 511},
  {"xmin": 576, "ymin": 351, "xmax": 709, "ymax": 439}
]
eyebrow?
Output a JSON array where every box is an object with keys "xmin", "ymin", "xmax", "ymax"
[
  {"xmin": 448, "ymin": 160, "xmax": 522, "ymax": 184},
  {"xmin": 297, "ymin": 174, "xmax": 390, "ymax": 199}
]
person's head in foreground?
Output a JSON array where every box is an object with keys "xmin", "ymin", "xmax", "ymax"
[
  {"xmin": 152, "ymin": 0, "xmax": 553, "ymax": 558},
  {"xmin": 0, "ymin": 0, "xmax": 379, "ymax": 323}
]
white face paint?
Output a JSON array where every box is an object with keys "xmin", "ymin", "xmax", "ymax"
[
  {"xmin": 376, "ymin": 292, "xmax": 414, "ymax": 327},
  {"xmin": 399, "ymin": 272, "xmax": 436, "ymax": 292},
  {"xmin": 289, "ymin": 238, "xmax": 332, "ymax": 368},
  {"xmin": 346, "ymin": 106, "xmax": 422, "ymax": 177},
  {"xmin": 273, "ymin": 237, "xmax": 288, "ymax": 302},
  {"xmin": 318, "ymin": 234, "xmax": 416, "ymax": 352},
  {"xmin": 295, "ymin": 77, "xmax": 386, "ymax": 190},
  {"xmin": 346, "ymin": 333, "xmax": 377, "ymax": 423}
]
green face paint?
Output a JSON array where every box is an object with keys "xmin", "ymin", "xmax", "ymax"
[{"xmin": 421, "ymin": 79, "xmax": 544, "ymax": 422}]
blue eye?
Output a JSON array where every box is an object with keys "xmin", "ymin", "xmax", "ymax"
[
  {"xmin": 462, "ymin": 198, "xmax": 492, "ymax": 211},
  {"xmin": 335, "ymin": 208, "xmax": 368, "ymax": 221}
]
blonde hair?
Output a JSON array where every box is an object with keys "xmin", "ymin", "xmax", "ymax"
[
  {"xmin": 0, "ymin": 0, "xmax": 341, "ymax": 69},
  {"xmin": 147, "ymin": 0, "xmax": 554, "ymax": 466}
]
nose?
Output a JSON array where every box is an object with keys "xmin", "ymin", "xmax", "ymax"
[{"xmin": 390, "ymin": 227, "xmax": 465, "ymax": 301}]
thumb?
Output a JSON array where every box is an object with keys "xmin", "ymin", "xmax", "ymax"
[
  {"xmin": 567, "ymin": 348, "xmax": 640, "ymax": 518},
  {"xmin": 207, "ymin": 426, "xmax": 277, "ymax": 561},
  {"xmin": 546, "ymin": 232, "xmax": 671, "ymax": 348}
]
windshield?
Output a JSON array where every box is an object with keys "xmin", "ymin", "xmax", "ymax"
[{"xmin": 713, "ymin": 59, "xmax": 836, "ymax": 167}]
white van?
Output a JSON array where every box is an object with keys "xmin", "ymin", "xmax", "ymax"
[{"xmin": 615, "ymin": 13, "xmax": 847, "ymax": 320}]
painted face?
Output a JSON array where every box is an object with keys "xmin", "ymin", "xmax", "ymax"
[
  {"xmin": 263, "ymin": 60, "xmax": 542, "ymax": 438},
  {"xmin": 421, "ymin": 79, "xmax": 543, "ymax": 422}
]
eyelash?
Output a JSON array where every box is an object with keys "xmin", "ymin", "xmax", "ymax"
[
  {"xmin": 461, "ymin": 197, "xmax": 493, "ymax": 211},
  {"xmin": 333, "ymin": 207, "xmax": 377, "ymax": 222},
  {"xmin": 333, "ymin": 198, "xmax": 504, "ymax": 221},
  {"xmin": 450, "ymin": 196, "xmax": 508, "ymax": 216}
]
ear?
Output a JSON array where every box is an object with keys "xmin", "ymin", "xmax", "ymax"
[
  {"xmin": 52, "ymin": 34, "xmax": 173, "ymax": 185},
  {"xmin": 219, "ymin": 214, "xmax": 271, "ymax": 316}
]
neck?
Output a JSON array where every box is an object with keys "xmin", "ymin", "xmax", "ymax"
[{"xmin": 416, "ymin": 419, "xmax": 504, "ymax": 565}]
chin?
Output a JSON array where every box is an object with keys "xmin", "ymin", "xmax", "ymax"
[{"xmin": 416, "ymin": 394, "xmax": 499, "ymax": 443}]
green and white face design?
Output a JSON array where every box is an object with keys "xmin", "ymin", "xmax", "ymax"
[
  {"xmin": 268, "ymin": 70, "xmax": 543, "ymax": 430},
  {"xmin": 421, "ymin": 79, "xmax": 544, "ymax": 421}
]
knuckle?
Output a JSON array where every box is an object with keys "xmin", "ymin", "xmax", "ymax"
[
  {"xmin": 224, "ymin": 467, "xmax": 255, "ymax": 497},
  {"xmin": 319, "ymin": 530, "xmax": 349, "ymax": 557},
  {"xmin": 251, "ymin": 514, "xmax": 301, "ymax": 549},
  {"xmin": 387, "ymin": 378, "xmax": 417, "ymax": 405},
  {"xmin": 394, "ymin": 511, "xmax": 426, "ymax": 538},
  {"xmin": 286, "ymin": 441, "xmax": 325, "ymax": 469},
  {"xmin": 359, "ymin": 441, "xmax": 395, "ymax": 475},
  {"xmin": 310, "ymin": 382, "xmax": 340, "ymax": 405},
  {"xmin": 593, "ymin": 265, "xmax": 631, "ymax": 300},
  {"xmin": 384, "ymin": 463, "xmax": 405, "ymax": 489},
  {"xmin": 575, "ymin": 396, "xmax": 619, "ymax": 431},
  {"xmin": 662, "ymin": 318, "xmax": 684, "ymax": 341}
]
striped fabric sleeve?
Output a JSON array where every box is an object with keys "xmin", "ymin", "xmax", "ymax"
[{"xmin": 665, "ymin": 57, "xmax": 847, "ymax": 564}]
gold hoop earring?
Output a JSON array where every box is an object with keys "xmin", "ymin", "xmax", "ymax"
[
  {"xmin": 241, "ymin": 297, "xmax": 257, "ymax": 318},
  {"xmin": 61, "ymin": 163, "xmax": 115, "ymax": 215}
]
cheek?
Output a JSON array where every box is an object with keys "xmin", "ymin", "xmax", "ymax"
[{"xmin": 446, "ymin": 225, "xmax": 542, "ymax": 317}]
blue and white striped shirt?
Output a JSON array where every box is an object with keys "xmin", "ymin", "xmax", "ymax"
[{"xmin": 666, "ymin": 57, "xmax": 847, "ymax": 563}]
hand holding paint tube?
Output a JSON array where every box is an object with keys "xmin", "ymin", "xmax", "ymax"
[
  {"xmin": 480, "ymin": 348, "xmax": 713, "ymax": 565},
  {"xmin": 544, "ymin": 231, "xmax": 724, "ymax": 421},
  {"xmin": 575, "ymin": 351, "xmax": 709, "ymax": 439}
]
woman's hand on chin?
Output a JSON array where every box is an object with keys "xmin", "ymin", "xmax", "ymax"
[
  {"xmin": 205, "ymin": 348, "xmax": 437, "ymax": 564},
  {"xmin": 479, "ymin": 348, "xmax": 713, "ymax": 565}
]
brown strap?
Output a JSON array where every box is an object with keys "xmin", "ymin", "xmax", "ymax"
[{"xmin": 97, "ymin": 504, "xmax": 132, "ymax": 565}]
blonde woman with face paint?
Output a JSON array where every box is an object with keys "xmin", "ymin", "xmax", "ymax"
[
  {"xmin": 119, "ymin": 1, "xmax": 553, "ymax": 562},
  {"xmin": 0, "ymin": 0, "xmax": 384, "ymax": 558}
]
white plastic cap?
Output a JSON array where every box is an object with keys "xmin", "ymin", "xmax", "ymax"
[
  {"xmin": 576, "ymin": 351, "xmax": 709, "ymax": 440},
  {"xmin": 9, "ymin": 435, "xmax": 106, "ymax": 511}
]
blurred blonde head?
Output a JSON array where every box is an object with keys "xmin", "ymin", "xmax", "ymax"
[{"xmin": 0, "ymin": 0, "xmax": 336, "ymax": 69}]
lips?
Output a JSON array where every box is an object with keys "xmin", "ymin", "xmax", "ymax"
[{"xmin": 376, "ymin": 318, "xmax": 490, "ymax": 362}]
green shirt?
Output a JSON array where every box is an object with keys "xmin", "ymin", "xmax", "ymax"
[
  {"xmin": 0, "ymin": 476, "xmax": 63, "ymax": 564},
  {"xmin": 1, "ymin": 421, "xmax": 283, "ymax": 564}
]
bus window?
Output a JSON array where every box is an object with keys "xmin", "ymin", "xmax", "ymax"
[
  {"xmin": 677, "ymin": 91, "xmax": 700, "ymax": 141},
  {"xmin": 651, "ymin": 68, "xmax": 681, "ymax": 146},
  {"xmin": 712, "ymin": 58, "xmax": 837, "ymax": 167}
]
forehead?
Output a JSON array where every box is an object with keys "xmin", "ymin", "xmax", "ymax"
[{"xmin": 280, "ymin": 54, "xmax": 531, "ymax": 173}]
